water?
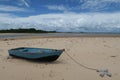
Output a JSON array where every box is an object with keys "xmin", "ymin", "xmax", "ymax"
[{"xmin": 0, "ymin": 33, "xmax": 120, "ymax": 39}]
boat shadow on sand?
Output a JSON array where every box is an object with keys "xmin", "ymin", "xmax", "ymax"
[{"xmin": 7, "ymin": 56, "xmax": 64, "ymax": 64}]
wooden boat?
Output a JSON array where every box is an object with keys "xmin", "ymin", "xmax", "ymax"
[{"xmin": 8, "ymin": 47, "xmax": 65, "ymax": 61}]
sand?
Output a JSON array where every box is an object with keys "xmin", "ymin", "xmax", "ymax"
[{"xmin": 0, "ymin": 36, "xmax": 120, "ymax": 80}]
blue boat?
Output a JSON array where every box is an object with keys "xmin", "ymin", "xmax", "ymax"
[{"xmin": 8, "ymin": 47, "xmax": 65, "ymax": 61}]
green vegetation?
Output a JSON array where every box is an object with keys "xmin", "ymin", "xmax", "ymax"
[{"xmin": 0, "ymin": 28, "xmax": 56, "ymax": 33}]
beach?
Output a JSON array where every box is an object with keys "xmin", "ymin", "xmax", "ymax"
[{"xmin": 0, "ymin": 34, "xmax": 120, "ymax": 80}]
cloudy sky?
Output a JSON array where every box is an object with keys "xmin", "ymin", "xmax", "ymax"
[{"xmin": 0, "ymin": 0, "xmax": 120, "ymax": 32}]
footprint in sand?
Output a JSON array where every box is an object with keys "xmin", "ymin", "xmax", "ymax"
[
  {"xmin": 104, "ymin": 44, "xmax": 111, "ymax": 48},
  {"xmin": 49, "ymin": 70, "xmax": 55, "ymax": 78},
  {"xmin": 110, "ymin": 55, "xmax": 118, "ymax": 58},
  {"xmin": 3, "ymin": 39, "xmax": 8, "ymax": 41},
  {"xmin": 2, "ymin": 66, "xmax": 5, "ymax": 69},
  {"xmin": 5, "ymin": 56, "xmax": 14, "ymax": 62},
  {"xmin": 6, "ymin": 42, "xmax": 10, "ymax": 45}
]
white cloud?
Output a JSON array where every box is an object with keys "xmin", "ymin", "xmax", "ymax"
[
  {"xmin": 79, "ymin": 0, "xmax": 120, "ymax": 10},
  {"xmin": 20, "ymin": 0, "xmax": 30, "ymax": 7},
  {"xmin": 45, "ymin": 0, "xmax": 120, "ymax": 12},
  {"xmin": 0, "ymin": 0, "xmax": 30, "ymax": 7},
  {"xmin": 0, "ymin": 12, "xmax": 120, "ymax": 32},
  {"xmin": 0, "ymin": 13, "xmax": 17, "ymax": 18},
  {"xmin": 0, "ymin": 5, "xmax": 29, "ymax": 12}
]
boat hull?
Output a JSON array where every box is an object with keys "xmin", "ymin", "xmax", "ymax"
[{"xmin": 8, "ymin": 47, "xmax": 64, "ymax": 61}]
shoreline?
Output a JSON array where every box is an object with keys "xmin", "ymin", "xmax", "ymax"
[{"xmin": 0, "ymin": 33, "xmax": 120, "ymax": 40}]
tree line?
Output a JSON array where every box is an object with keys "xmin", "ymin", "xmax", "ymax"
[{"xmin": 0, "ymin": 28, "xmax": 56, "ymax": 33}]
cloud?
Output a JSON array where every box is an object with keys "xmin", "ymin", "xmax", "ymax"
[
  {"xmin": 19, "ymin": 0, "xmax": 30, "ymax": 7},
  {"xmin": 0, "ymin": 13, "xmax": 17, "ymax": 17},
  {"xmin": 0, "ymin": 0, "xmax": 30, "ymax": 7},
  {"xmin": 78, "ymin": 0, "xmax": 120, "ymax": 11},
  {"xmin": 45, "ymin": 0, "xmax": 120, "ymax": 12},
  {"xmin": 0, "ymin": 5, "xmax": 29, "ymax": 12},
  {"xmin": 0, "ymin": 12, "xmax": 120, "ymax": 32}
]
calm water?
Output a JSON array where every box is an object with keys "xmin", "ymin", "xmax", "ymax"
[{"xmin": 0, "ymin": 33, "xmax": 120, "ymax": 39}]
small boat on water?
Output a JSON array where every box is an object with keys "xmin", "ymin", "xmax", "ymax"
[{"xmin": 8, "ymin": 47, "xmax": 65, "ymax": 61}]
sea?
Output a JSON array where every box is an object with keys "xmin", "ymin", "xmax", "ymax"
[{"xmin": 0, "ymin": 33, "xmax": 120, "ymax": 39}]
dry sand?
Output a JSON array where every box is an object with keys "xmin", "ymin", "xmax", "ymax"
[{"xmin": 0, "ymin": 36, "xmax": 120, "ymax": 80}]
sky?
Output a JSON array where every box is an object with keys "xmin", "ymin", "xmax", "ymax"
[{"xmin": 0, "ymin": 0, "xmax": 120, "ymax": 32}]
